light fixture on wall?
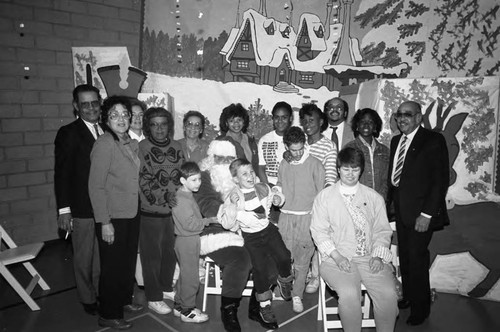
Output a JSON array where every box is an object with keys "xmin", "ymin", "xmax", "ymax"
[{"xmin": 23, "ymin": 66, "xmax": 30, "ymax": 80}]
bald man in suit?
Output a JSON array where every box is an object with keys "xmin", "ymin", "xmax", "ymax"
[{"xmin": 388, "ymin": 101, "xmax": 449, "ymax": 326}]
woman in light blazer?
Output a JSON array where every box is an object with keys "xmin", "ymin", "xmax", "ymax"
[{"xmin": 89, "ymin": 96, "xmax": 141, "ymax": 330}]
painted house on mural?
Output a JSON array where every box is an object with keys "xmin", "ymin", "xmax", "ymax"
[{"xmin": 220, "ymin": 0, "xmax": 408, "ymax": 92}]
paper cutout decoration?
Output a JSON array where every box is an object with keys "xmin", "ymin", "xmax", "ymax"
[
  {"xmin": 98, "ymin": 65, "xmax": 147, "ymax": 99},
  {"xmin": 430, "ymin": 252, "xmax": 489, "ymax": 296}
]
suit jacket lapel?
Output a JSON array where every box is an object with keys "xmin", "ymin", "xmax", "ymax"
[
  {"xmin": 402, "ymin": 127, "xmax": 425, "ymax": 175},
  {"xmin": 76, "ymin": 118, "xmax": 96, "ymax": 147}
]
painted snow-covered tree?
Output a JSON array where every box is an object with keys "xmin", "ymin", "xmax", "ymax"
[
  {"xmin": 378, "ymin": 76, "xmax": 495, "ymax": 199},
  {"xmin": 356, "ymin": 0, "xmax": 500, "ymax": 78}
]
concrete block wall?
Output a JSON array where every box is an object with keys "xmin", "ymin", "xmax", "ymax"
[{"xmin": 0, "ymin": 0, "xmax": 142, "ymax": 244}]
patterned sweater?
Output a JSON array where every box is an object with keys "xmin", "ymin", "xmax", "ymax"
[{"xmin": 139, "ymin": 137, "xmax": 184, "ymax": 215}]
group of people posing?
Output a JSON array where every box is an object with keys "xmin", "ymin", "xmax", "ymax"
[{"xmin": 55, "ymin": 84, "xmax": 450, "ymax": 332}]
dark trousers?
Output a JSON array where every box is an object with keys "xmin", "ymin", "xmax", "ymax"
[
  {"xmin": 139, "ymin": 214, "xmax": 176, "ymax": 301},
  {"xmin": 71, "ymin": 217, "xmax": 100, "ymax": 304},
  {"xmin": 96, "ymin": 216, "xmax": 140, "ymax": 319},
  {"xmin": 242, "ymin": 223, "xmax": 291, "ymax": 295},
  {"xmin": 396, "ymin": 220, "xmax": 433, "ymax": 318},
  {"xmin": 208, "ymin": 246, "xmax": 251, "ymax": 299}
]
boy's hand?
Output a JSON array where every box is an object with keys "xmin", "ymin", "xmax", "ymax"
[
  {"xmin": 369, "ymin": 257, "xmax": 384, "ymax": 273},
  {"xmin": 166, "ymin": 191, "xmax": 177, "ymax": 208},
  {"xmin": 272, "ymin": 195, "xmax": 281, "ymax": 206},
  {"xmin": 229, "ymin": 192, "xmax": 240, "ymax": 204},
  {"xmin": 283, "ymin": 150, "xmax": 293, "ymax": 163}
]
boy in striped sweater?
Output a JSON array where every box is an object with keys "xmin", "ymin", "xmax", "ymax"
[{"xmin": 228, "ymin": 158, "xmax": 292, "ymax": 330}]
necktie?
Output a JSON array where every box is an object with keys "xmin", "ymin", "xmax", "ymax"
[
  {"xmin": 93, "ymin": 123, "xmax": 100, "ymax": 138},
  {"xmin": 393, "ymin": 136, "xmax": 407, "ymax": 186},
  {"xmin": 330, "ymin": 126, "xmax": 339, "ymax": 148}
]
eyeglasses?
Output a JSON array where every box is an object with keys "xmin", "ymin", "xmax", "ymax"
[
  {"xmin": 108, "ymin": 112, "xmax": 131, "ymax": 121},
  {"xmin": 80, "ymin": 100, "xmax": 100, "ymax": 109},
  {"xmin": 185, "ymin": 122, "xmax": 202, "ymax": 129},
  {"xmin": 394, "ymin": 112, "xmax": 417, "ymax": 120}
]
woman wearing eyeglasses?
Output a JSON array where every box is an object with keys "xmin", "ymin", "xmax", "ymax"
[
  {"xmin": 177, "ymin": 111, "xmax": 209, "ymax": 164},
  {"xmin": 88, "ymin": 96, "xmax": 141, "ymax": 330},
  {"xmin": 138, "ymin": 107, "xmax": 185, "ymax": 315}
]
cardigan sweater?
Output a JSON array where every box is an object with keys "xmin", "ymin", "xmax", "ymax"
[{"xmin": 310, "ymin": 182, "xmax": 393, "ymax": 262}]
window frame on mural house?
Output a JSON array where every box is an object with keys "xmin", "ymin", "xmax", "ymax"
[
  {"xmin": 236, "ymin": 60, "xmax": 250, "ymax": 70},
  {"xmin": 241, "ymin": 43, "xmax": 249, "ymax": 51},
  {"xmin": 299, "ymin": 72, "xmax": 314, "ymax": 83}
]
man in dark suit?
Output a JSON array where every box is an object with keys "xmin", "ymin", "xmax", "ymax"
[
  {"xmin": 389, "ymin": 101, "xmax": 449, "ymax": 326},
  {"xmin": 322, "ymin": 97, "xmax": 354, "ymax": 149},
  {"xmin": 54, "ymin": 84, "xmax": 103, "ymax": 315}
]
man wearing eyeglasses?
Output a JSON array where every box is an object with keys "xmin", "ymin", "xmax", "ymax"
[
  {"xmin": 54, "ymin": 84, "xmax": 103, "ymax": 316},
  {"xmin": 322, "ymin": 97, "xmax": 354, "ymax": 149},
  {"xmin": 388, "ymin": 101, "xmax": 449, "ymax": 326}
]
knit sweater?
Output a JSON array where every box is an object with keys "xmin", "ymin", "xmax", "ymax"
[
  {"xmin": 172, "ymin": 189, "xmax": 214, "ymax": 237},
  {"xmin": 139, "ymin": 137, "xmax": 184, "ymax": 214},
  {"xmin": 276, "ymin": 152, "xmax": 325, "ymax": 214},
  {"xmin": 307, "ymin": 136, "xmax": 338, "ymax": 186}
]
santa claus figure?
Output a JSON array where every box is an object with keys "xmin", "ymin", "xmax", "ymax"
[{"xmin": 194, "ymin": 140, "xmax": 252, "ymax": 332}]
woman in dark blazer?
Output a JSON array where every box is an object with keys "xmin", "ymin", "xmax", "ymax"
[{"xmin": 89, "ymin": 96, "xmax": 141, "ymax": 330}]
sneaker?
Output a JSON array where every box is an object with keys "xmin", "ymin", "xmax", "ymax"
[
  {"xmin": 173, "ymin": 302, "xmax": 182, "ymax": 317},
  {"xmin": 276, "ymin": 276, "xmax": 293, "ymax": 301},
  {"xmin": 257, "ymin": 305, "xmax": 278, "ymax": 330},
  {"xmin": 148, "ymin": 301, "xmax": 172, "ymax": 315},
  {"xmin": 181, "ymin": 308, "xmax": 209, "ymax": 323},
  {"xmin": 272, "ymin": 288, "xmax": 284, "ymax": 301},
  {"xmin": 163, "ymin": 290, "xmax": 176, "ymax": 302},
  {"xmin": 305, "ymin": 277, "xmax": 319, "ymax": 293},
  {"xmin": 292, "ymin": 296, "xmax": 303, "ymax": 313}
]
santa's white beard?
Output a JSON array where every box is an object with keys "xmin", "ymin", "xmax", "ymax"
[{"xmin": 209, "ymin": 164, "xmax": 236, "ymax": 200}]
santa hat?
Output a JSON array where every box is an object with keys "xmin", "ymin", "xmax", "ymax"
[{"xmin": 207, "ymin": 140, "xmax": 236, "ymax": 158}]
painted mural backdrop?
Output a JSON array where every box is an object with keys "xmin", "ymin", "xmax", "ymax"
[
  {"xmin": 140, "ymin": 0, "xmax": 499, "ymax": 134},
  {"xmin": 355, "ymin": 76, "xmax": 500, "ymax": 206}
]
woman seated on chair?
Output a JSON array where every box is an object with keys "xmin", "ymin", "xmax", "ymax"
[{"xmin": 310, "ymin": 147, "xmax": 398, "ymax": 332}]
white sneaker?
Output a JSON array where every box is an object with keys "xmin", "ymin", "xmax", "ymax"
[
  {"xmin": 305, "ymin": 277, "xmax": 319, "ymax": 293},
  {"xmin": 181, "ymin": 308, "xmax": 209, "ymax": 323},
  {"xmin": 163, "ymin": 290, "xmax": 176, "ymax": 301},
  {"xmin": 148, "ymin": 301, "xmax": 172, "ymax": 315},
  {"xmin": 292, "ymin": 296, "xmax": 303, "ymax": 313}
]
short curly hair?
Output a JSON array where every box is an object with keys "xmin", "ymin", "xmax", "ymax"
[
  {"xmin": 283, "ymin": 126, "xmax": 306, "ymax": 147},
  {"xmin": 101, "ymin": 96, "xmax": 132, "ymax": 141},
  {"xmin": 142, "ymin": 107, "xmax": 174, "ymax": 139},
  {"xmin": 351, "ymin": 108, "xmax": 383, "ymax": 138},
  {"xmin": 219, "ymin": 103, "xmax": 250, "ymax": 134},
  {"xmin": 183, "ymin": 110, "xmax": 206, "ymax": 139},
  {"xmin": 299, "ymin": 103, "xmax": 328, "ymax": 132}
]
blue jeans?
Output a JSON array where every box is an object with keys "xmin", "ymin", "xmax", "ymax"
[{"xmin": 320, "ymin": 256, "xmax": 398, "ymax": 332}]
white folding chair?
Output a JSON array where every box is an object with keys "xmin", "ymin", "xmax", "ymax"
[
  {"xmin": 317, "ymin": 276, "xmax": 375, "ymax": 331},
  {"xmin": 202, "ymin": 256, "xmax": 253, "ymax": 311},
  {"xmin": 0, "ymin": 225, "xmax": 50, "ymax": 311}
]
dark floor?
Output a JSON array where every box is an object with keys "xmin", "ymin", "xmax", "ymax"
[{"xmin": 2, "ymin": 202, "xmax": 500, "ymax": 331}]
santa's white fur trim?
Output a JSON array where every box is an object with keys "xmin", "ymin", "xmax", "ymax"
[
  {"xmin": 207, "ymin": 140, "xmax": 236, "ymax": 158},
  {"xmin": 200, "ymin": 231, "xmax": 244, "ymax": 255}
]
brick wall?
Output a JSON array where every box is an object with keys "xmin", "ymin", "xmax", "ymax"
[{"xmin": 0, "ymin": 0, "xmax": 142, "ymax": 244}]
